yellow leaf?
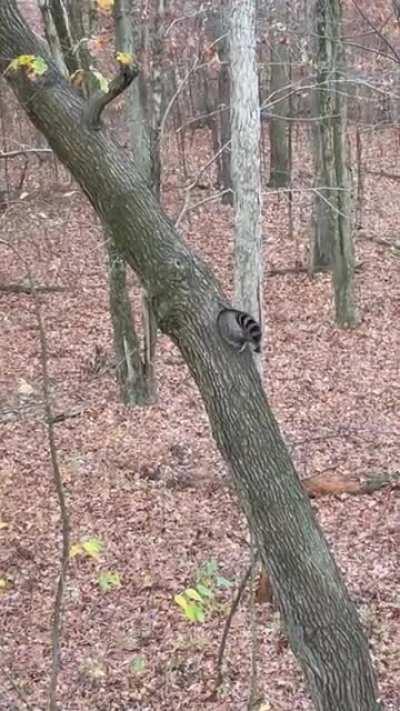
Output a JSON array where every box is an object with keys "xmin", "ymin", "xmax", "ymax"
[
  {"xmin": 69, "ymin": 543, "xmax": 83, "ymax": 558},
  {"xmin": 0, "ymin": 521, "xmax": 9, "ymax": 530},
  {"xmin": 0, "ymin": 577, "xmax": 11, "ymax": 593},
  {"xmin": 82, "ymin": 538, "xmax": 104, "ymax": 558},
  {"xmin": 97, "ymin": 0, "xmax": 114, "ymax": 11},
  {"xmin": 6, "ymin": 55, "xmax": 47, "ymax": 77},
  {"xmin": 116, "ymin": 51, "xmax": 135, "ymax": 66}
]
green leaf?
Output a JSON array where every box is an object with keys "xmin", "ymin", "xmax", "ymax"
[
  {"xmin": 130, "ymin": 656, "xmax": 146, "ymax": 674},
  {"xmin": 195, "ymin": 583, "xmax": 213, "ymax": 598},
  {"xmin": 82, "ymin": 537, "xmax": 104, "ymax": 558},
  {"xmin": 31, "ymin": 57, "xmax": 48, "ymax": 76},
  {"xmin": 174, "ymin": 593, "xmax": 205, "ymax": 623},
  {"xmin": 216, "ymin": 575, "xmax": 233, "ymax": 589},
  {"xmin": 199, "ymin": 558, "xmax": 218, "ymax": 581},
  {"xmin": 91, "ymin": 69, "xmax": 109, "ymax": 93},
  {"xmin": 185, "ymin": 587, "xmax": 203, "ymax": 603},
  {"xmin": 97, "ymin": 570, "xmax": 121, "ymax": 592},
  {"xmin": 174, "ymin": 593, "xmax": 190, "ymax": 614},
  {"xmin": 187, "ymin": 604, "xmax": 205, "ymax": 623},
  {"xmin": 6, "ymin": 55, "xmax": 48, "ymax": 77}
]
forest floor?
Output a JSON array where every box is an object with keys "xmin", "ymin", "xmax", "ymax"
[{"xmin": 0, "ymin": 77, "xmax": 400, "ymax": 710}]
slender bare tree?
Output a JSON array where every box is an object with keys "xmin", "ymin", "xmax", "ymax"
[
  {"xmin": 230, "ymin": 0, "xmax": 263, "ymax": 372},
  {"xmin": 269, "ymin": 0, "xmax": 291, "ymax": 187},
  {"xmin": 311, "ymin": 0, "xmax": 359, "ymax": 327}
]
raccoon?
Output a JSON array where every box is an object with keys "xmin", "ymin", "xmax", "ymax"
[{"xmin": 217, "ymin": 308, "xmax": 262, "ymax": 353}]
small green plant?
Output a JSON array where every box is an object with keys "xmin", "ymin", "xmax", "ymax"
[
  {"xmin": 130, "ymin": 656, "xmax": 146, "ymax": 674},
  {"xmin": 196, "ymin": 558, "xmax": 232, "ymax": 591},
  {"xmin": 174, "ymin": 559, "xmax": 232, "ymax": 623},
  {"xmin": 97, "ymin": 570, "xmax": 121, "ymax": 592},
  {"xmin": 174, "ymin": 587, "xmax": 209, "ymax": 623},
  {"xmin": 70, "ymin": 537, "xmax": 104, "ymax": 559}
]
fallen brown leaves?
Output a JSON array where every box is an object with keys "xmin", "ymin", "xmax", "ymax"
[{"xmin": 0, "ymin": 42, "xmax": 399, "ymax": 711}]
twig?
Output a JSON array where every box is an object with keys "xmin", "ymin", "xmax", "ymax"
[
  {"xmin": 49, "ymin": 407, "xmax": 84, "ymax": 424},
  {"xmin": 215, "ymin": 557, "xmax": 255, "ymax": 689},
  {"xmin": 174, "ymin": 138, "xmax": 232, "ymax": 226},
  {"xmin": 350, "ymin": 1, "xmax": 400, "ymax": 64},
  {"xmin": 0, "ymin": 283, "xmax": 66, "ymax": 294},
  {"xmin": 358, "ymin": 232, "xmax": 397, "ymax": 248},
  {"xmin": 248, "ymin": 535, "xmax": 259, "ymax": 709},
  {"xmin": 0, "ymin": 148, "xmax": 52, "ymax": 159},
  {"xmin": 160, "ymin": 57, "xmax": 205, "ymax": 143},
  {"xmin": 266, "ymin": 265, "xmax": 308, "ymax": 277},
  {"xmin": 0, "ymin": 240, "xmax": 70, "ymax": 711},
  {"xmin": 175, "ymin": 189, "xmax": 231, "ymax": 227},
  {"xmin": 0, "ymin": 663, "xmax": 34, "ymax": 709},
  {"xmin": 365, "ymin": 168, "xmax": 400, "ymax": 183}
]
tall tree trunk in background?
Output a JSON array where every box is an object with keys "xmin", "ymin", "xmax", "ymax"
[
  {"xmin": 147, "ymin": 0, "xmax": 165, "ymax": 199},
  {"xmin": 38, "ymin": 0, "xmax": 68, "ymax": 76},
  {"xmin": 269, "ymin": 0, "xmax": 290, "ymax": 187},
  {"xmin": 43, "ymin": 0, "xmax": 156, "ymax": 404},
  {"xmin": 113, "ymin": 0, "xmax": 157, "ymax": 403},
  {"xmin": 0, "ymin": 2, "xmax": 382, "ymax": 707},
  {"xmin": 106, "ymin": 240, "xmax": 155, "ymax": 405},
  {"xmin": 48, "ymin": 0, "xmax": 79, "ymax": 73},
  {"xmin": 114, "ymin": 0, "xmax": 152, "ymax": 184},
  {"xmin": 230, "ymin": 0, "xmax": 263, "ymax": 373},
  {"xmin": 67, "ymin": 0, "xmax": 95, "ymax": 71},
  {"xmin": 206, "ymin": 4, "xmax": 233, "ymax": 205},
  {"xmin": 311, "ymin": 0, "xmax": 359, "ymax": 327}
]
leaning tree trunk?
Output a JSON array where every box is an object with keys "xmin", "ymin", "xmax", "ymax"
[
  {"xmin": 0, "ymin": 3, "xmax": 381, "ymax": 709},
  {"xmin": 230, "ymin": 0, "xmax": 263, "ymax": 373},
  {"xmin": 311, "ymin": 0, "xmax": 359, "ymax": 327},
  {"xmin": 269, "ymin": 0, "xmax": 290, "ymax": 188}
]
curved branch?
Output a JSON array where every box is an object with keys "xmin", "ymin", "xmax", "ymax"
[{"xmin": 81, "ymin": 60, "xmax": 140, "ymax": 130}]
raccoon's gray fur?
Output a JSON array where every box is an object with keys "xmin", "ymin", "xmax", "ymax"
[{"xmin": 217, "ymin": 308, "xmax": 261, "ymax": 353}]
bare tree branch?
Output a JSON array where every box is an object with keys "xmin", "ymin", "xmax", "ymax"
[
  {"xmin": 0, "ymin": 148, "xmax": 52, "ymax": 159},
  {"xmin": 0, "ymin": 240, "xmax": 71, "ymax": 711},
  {"xmin": 350, "ymin": 0, "xmax": 400, "ymax": 64}
]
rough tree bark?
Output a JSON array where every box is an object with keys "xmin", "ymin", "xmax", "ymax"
[
  {"xmin": 230, "ymin": 0, "xmax": 263, "ymax": 372},
  {"xmin": 269, "ymin": 0, "xmax": 290, "ymax": 188},
  {"xmin": 113, "ymin": 0, "xmax": 152, "ymax": 185},
  {"xmin": 0, "ymin": 2, "xmax": 381, "ymax": 709}
]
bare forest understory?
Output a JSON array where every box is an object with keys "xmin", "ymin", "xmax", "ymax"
[{"xmin": 0, "ymin": 102, "xmax": 399, "ymax": 709}]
